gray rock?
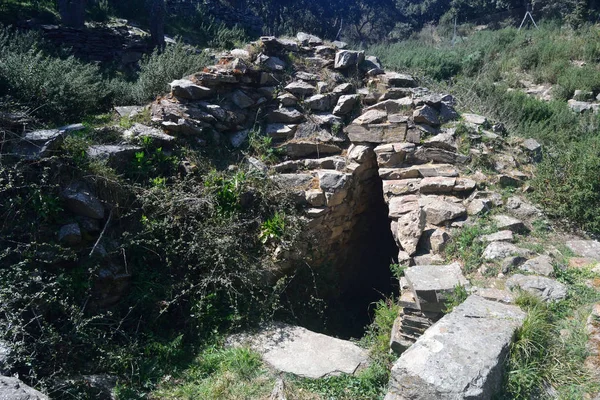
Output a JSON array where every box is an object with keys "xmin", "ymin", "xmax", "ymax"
[
  {"xmin": 319, "ymin": 171, "xmax": 351, "ymax": 206},
  {"xmin": 332, "ymin": 40, "xmax": 347, "ymax": 49},
  {"xmin": 365, "ymin": 98, "xmax": 413, "ymax": 114},
  {"xmin": 58, "ymin": 223, "xmax": 82, "ymax": 245},
  {"xmin": 62, "ymin": 184, "xmax": 105, "ymax": 220},
  {"xmin": 374, "ymin": 142, "xmax": 415, "ymax": 167},
  {"xmin": 568, "ymin": 99, "xmax": 594, "ymax": 113},
  {"xmin": 170, "ymin": 79, "xmax": 212, "ymax": 100},
  {"xmin": 424, "ymin": 132, "xmax": 457, "ymax": 151},
  {"xmin": 430, "ymin": 229, "xmax": 451, "ymax": 254},
  {"xmin": 521, "ymin": 138, "xmax": 542, "ymax": 161},
  {"xmin": 87, "ymin": 145, "xmax": 142, "ymax": 168},
  {"xmin": 304, "ymin": 94, "xmax": 332, "ymax": 111},
  {"xmin": 346, "ymin": 123, "xmax": 407, "ymax": 144},
  {"xmin": 232, "ymin": 90, "xmax": 255, "ymax": 109},
  {"xmin": 480, "ymin": 230, "xmax": 514, "ymax": 243},
  {"xmin": 463, "ymin": 113, "xmax": 488, "ymax": 125},
  {"xmin": 492, "ymin": 215, "xmax": 528, "ymax": 233},
  {"xmin": 114, "ymin": 105, "xmax": 144, "ymax": 118},
  {"xmin": 278, "ymin": 93, "xmax": 298, "ymax": 107},
  {"xmin": 506, "ymin": 274, "xmax": 567, "ymax": 302},
  {"xmin": 404, "ymin": 263, "xmax": 469, "ymax": 312},
  {"xmin": 256, "ymin": 54, "xmax": 287, "ymax": 71},
  {"xmin": 388, "ymin": 195, "xmax": 419, "ymax": 218},
  {"xmin": 395, "ymin": 208, "xmax": 426, "ymax": 256},
  {"xmin": 566, "ymin": 240, "xmax": 600, "ymax": 260},
  {"xmin": 467, "ymin": 198, "xmax": 492, "ymax": 216},
  {"xmin": 271, "ymin": 174, "xmax": 314, "ymax": 189},
  {"xmin": 419, "ymin": 177, "xmax": 456, "ymax": 194},
  {"xmin": 281, "ymin": 141, "xmax": 341, "ymax": 158},
  {"xmin": 385, "ymin": 295, "xmax": 525, "ymax": 400},
  {"xmin": 408, "ymin": 147, "xmax": 470, "ymax": 165},
  {"xmin": 520, "ymin": 255, "xmax": 554, "ymax": 276},
  {"xmin": 227, "ymin": 323, "xmax": 368, "ymax": 378},
  {"xmin": 483, "ymin": 242, "xmax": 533, "ymax": 260},
  {"xmin": 506, "ymin": 196, "xmax": 541, "ymax": 219},
  {"xmin": 285, "ymin": 81, "xmax": 316, "ymax": 97},
  {"xmin": 229, "ymin": 129, "xmax": 249, "ymax": 148},
  {"xmin": 501, "ymin": 256, "xmax": 527, "ymax": 274},
  {"xmin": 0, "ymin": 376, "xmax": 49, "ymax": 399},
  {"xmin": 123, "ymin": 123, "xmax": 175, "ymax": 144},
  {"xmin": 297, "ymin": 32, "xmax": 323, "ymax": 46},
  {"xmin": 334, "ymin": 50, "xmax": 365, "ymax": 69},
  {"xmin": 413, "ymin": 105, "xmax": 440, "ymax": 126},
  {"xmin": 352, "ymin": 109, "xmax": 388, "ymax": 125},
  {"xmin": 333, "ymin": 94, "xmax": 360, "ymax": 116},
  {"xmin": 421, "ymin": 198, "xmax": 467, "ymax": 226},
  {"xmin": 471, "ymin": 288, "xmax": 515, "ymax": 304},
  {"xmin": 384, "ymin": 73, "xmax": 417, "ymax": 88},
  {"xmin": 266, "ymin": 124, "xmax": 296, "ymax": 140},
  {"xmin": 268, "ymin": 108, "xmax": 305, "ymax": 124}
]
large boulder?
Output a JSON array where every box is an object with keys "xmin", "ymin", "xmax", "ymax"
[
  {"xmin": 170, "ymin": 79, "xmax": 213, "ymax": 100},
  {"xmin": 62, "ymin": 183, "xmax": 105, "ymax": 220},
  {"xmin": 566, "ymin": 240, "xmax": 600, "ymax": 261},
  {"xmin": 227, "ymin": 323, "xmax": 369, "ymax": 379},
  {"xmin": 385, "ymin": 295, "xmax": 526, "ymax": 400}
]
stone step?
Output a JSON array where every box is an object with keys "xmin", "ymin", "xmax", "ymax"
[
  {"xmin": 404, "ymin": 263, "xmax": 469, "ymax": 313},
  {"xmin": 385, "ymin": 295, "xmax": 526, "ymax": 400}
]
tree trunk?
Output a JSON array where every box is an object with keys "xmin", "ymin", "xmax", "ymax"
[
  {"xmin": 149, "ymin": 0, "xmax": 166, "ymax": 51},
  {"xmin": 58, "ymin": 0, "xmax": 87, "ymax": 29}
]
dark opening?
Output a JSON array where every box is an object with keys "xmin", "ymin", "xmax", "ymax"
[{"xmin": 321, "ymin": 174, "xmax": 399, "ymax": 339}]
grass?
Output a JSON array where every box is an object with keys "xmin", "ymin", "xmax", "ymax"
[{"xmin": 444, "ymin": 217, "xmax": 498, "ymax": 274}]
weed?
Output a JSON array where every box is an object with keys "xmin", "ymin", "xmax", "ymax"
[
  {"xmin": 444, "ymin": 218, "xmax": 497, "ymax": 274},
  {"xmin": 389, "ymin": 263, "xmax": 407, "ymax": 279},
  {"xmin": 259, "ymin": 212, "xmax": 286, "ymax": 244},
  {"xmin": 443, "ymin": 284, "xmax": 469, "ymax": 313}
]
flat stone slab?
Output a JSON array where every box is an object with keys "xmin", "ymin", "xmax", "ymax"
[
  {"xmin": 492, "ymin": 215, "xmax": 528, "ymax": 233},
  {"xmin": 404, "ymin": 263, "xmax": 469, "ymax": 312},
  {"xmin": 0, "ymin": 376, "xmax": 49, "ymax": 399},
  {"xmin": 506, "ymin": 274, "xmax": 567, "ymax": 302},
  {"xmin": 482, "ymin": 242, "xmax": 533, "ymax": 260},
  {"xmin": 567, "ymin": 240, "xmax": 600, "ymax": 261},
  {"xmin": 227, "ymin": 323, "xmax": 369, "ymax": 379},
  {"xmin": 519, "ymin": 255, "xmax": 554, "ymax": 276},
  {"xmin": 385, "ymin": 295, "xmax": 526, "ymax": 400},
  {"xmin": 480, "ymin": 230, "xmax": 514, "ymax": 243}
]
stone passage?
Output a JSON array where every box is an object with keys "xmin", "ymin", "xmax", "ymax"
[{"xmin": 385, "ymin": 295, "xmax": 526, "ymax": 400}]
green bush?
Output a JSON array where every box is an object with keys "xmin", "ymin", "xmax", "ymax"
[{"xmin": 0, "ymin": 26, "xmax": 109, "ymax": 124}]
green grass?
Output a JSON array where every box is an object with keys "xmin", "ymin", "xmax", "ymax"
[{"xmin": 444, "ymin": 217, "xmax": 498, "ymax": 274}]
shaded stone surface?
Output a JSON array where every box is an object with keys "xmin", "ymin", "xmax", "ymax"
[
  {"xmin": 227, "ymin": 323, "xmax": 369, "ymax": 379},
  {"xmin": 404, "ymin": 263, "xmax": 469, "ymax": 312},
  {"xmin": 385, "ymin": 295, "xmax": 525, "ymax": 400}
]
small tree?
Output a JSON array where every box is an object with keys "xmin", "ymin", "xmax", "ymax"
[
  {"xmin": 149, "ymin": 0, "xmax": 166, "ymax": 51},
  {"xmin": 58, "ymin": 0, "xmax": 87, "ymax": 29}
]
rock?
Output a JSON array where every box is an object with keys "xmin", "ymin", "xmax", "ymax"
[
  {"xmin": 506, "ymin": 196, "xmax": 541, "ymax": 219},
  {"xmin": 421, "ymin": 198, "xmax": 467, "ymax": 226},
  {"xmin": 270, "ymin": 378, "xmax": 286, "ymax": 400},
  {"xmin": 480, "ymin": 230, "xmax": 514, "ymax": 243},
  {"xmin": 297, "ymin": 32, "xmax": 323, "ymax": 46},
  {"xmin": 271, "ymin": 174, "xmax": 314, "ymax": 189},
  {"xmin": 388, "ymin": 195, "xmax": 419, "ymax": 218},
  {"xmin": 404, "ymin": 263, "xmax": 469, "ymax": 312},
  {"xmin": 471, "ymin": 288, "xmax": 515, "ymax": 304},
  {"xmin": 352, "ymin": 109, "xmax": 388, "ymax": 125},
  {"xmin": 520, "ymin": 138, "xmax": 542, "ymax": 161},
  {"xmin": 232, "ymin": 90, "xmax": 255, "ymax": 109},
  {"xmin": 256, "ymin": 54, "xmax": 287, "ymax": 71},
  {"xmin": 346, "ymin": 123, "xmax": 407, "ymax": 144},
  {"xmin": 520, "ymin": 255, "xmax": 555, "ymax": 276},
  {"xmin": 492, "ymin": 215, "xmax": 528, "ymax": 233},
  {"xmin": 170, "ymin": 79, "xmax": 212, "ymax": 100},
  {"xmin": 285, "ymin": 81, "xmax": 316, "ymax": 97},
  {"xmin": 482, "ymin": 242, "xmax": 533, "ymax": 260},
  {"xmin": 374, "ymin": 142, "xmax": 415, "ymax": 167},
  {"xmin": 566, "ymin": 240, "xmax": 600, "ymax": 261},
  {"xmin": 229, "ymin": 129, "xmax": 249, "ymax": 148},
  {"xmin": 278, "ymin": 93, "xmax": 298, "ymax": 107},
  {"xmin": 568, "ymin": 99, "xmax": 594, "ymax": 113},
  {"xmin": 62, "ymin": 184, "xmax": 105, "ymax": 220},
  {"xmin": 87, "ymin": 145, "xmax": 142, "ymax": 168},
  {"xmin": 268, "ymin": 108, "xmax": 305, "ymax": 124},
  {"xmin": 408, "ymin": 147, "xmax": 470, "ymax": 165},
  {"xmin": 281, "ymin": 141, "xmax": 341, "ymax": 158},
  {"xmin": 305, "ymin": 189, "xmax": 326, "ymax": 207},
  {"xmin": 314, "ymin": 45, "xmax": 336, "ymax": 58},
  {"xmin": 424, "ymin": 132, "xmax": 457, "ymax": 152},
  {"xmin": 413, "ymin": 254, "xmax": 446, "ymax": 266},
  {"xmin": 123, "ymin": 123, "xmax": 175, "ymax": 144},
  {"xmin": 430, "ymin": 229, "xmax": 450, "ymax": 254},
  {"xmin": 0, "ymin": 376, "xmax": 49, "ymax": 399},
  {"xmin": 366, "ymin": 99, "xmax": 413, "ymax": 114},
  {"xmin": 506, "ymin": 274, "xmax": 567, "ymax": 302},
  {"xmin": 333, "ymin": 94, "xmax": 360, "ymax": 116},
  {"xmin": 247, "ymin": 157, "xmax": 268, "ymax": 174},
  {"xmin": 498, "ymin": 174, "xmax": 522, "ymax": 188},
  {"xmin": 395, "ymin": 209, "xmax": 426, "ymax": 256},
  {"xmin": 413, "ymin": 105, "xmax": 440, "ymax": 126},
  {"xmin": 58, "ymin": 223, "xmax": 82, "ymax": 245},
  {"xmin": 304, "ymin": 94, "xmax": 332, "ymax": 111},
  {"xmin": 332, "ymin": 40, "xmax": 347, "ymax": 49},
  {"xmin": 463, "ymin": 113, "xmax": 488, "ymax": 125},
  {"xmin": 227, "ymin": 323, "xmax": 368, "ymax": 378},
  {"xmin": 334, "ymin": 50, "xmax": 365, "ymax": 69},
  {"xmin": 419, "ymin": 177, "xmax": 456, "ymax": 194},
  {"xmin": 385, "ymin": 295, "xmax": 525, "ymax": 400},
  {"xmin": 501, "ymin": 256, "xmax": 527, "ymax": 274},
  {"xmin": 266, "ymin": 124, "xmax": 296, "ymax": 140},
  {"xmin": 384, "ymin": 73, "xmax": 417, "ymax": 88},
  {"xmin": 467, "ymin": 198, "xmax": 492, "ymax": 216},
  {"xmin": 114, "ymin": 105, "xmax": 144, "ymax": 118}
]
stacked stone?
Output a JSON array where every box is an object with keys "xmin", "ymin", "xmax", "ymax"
[{"xmin": 390, "ymin": 264, "xmax": 469, "ymax": 353}]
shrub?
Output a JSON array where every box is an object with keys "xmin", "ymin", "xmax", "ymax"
[{"xmin": 0, "ymin": 26, "xmax": 109, "ymax": 124}]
